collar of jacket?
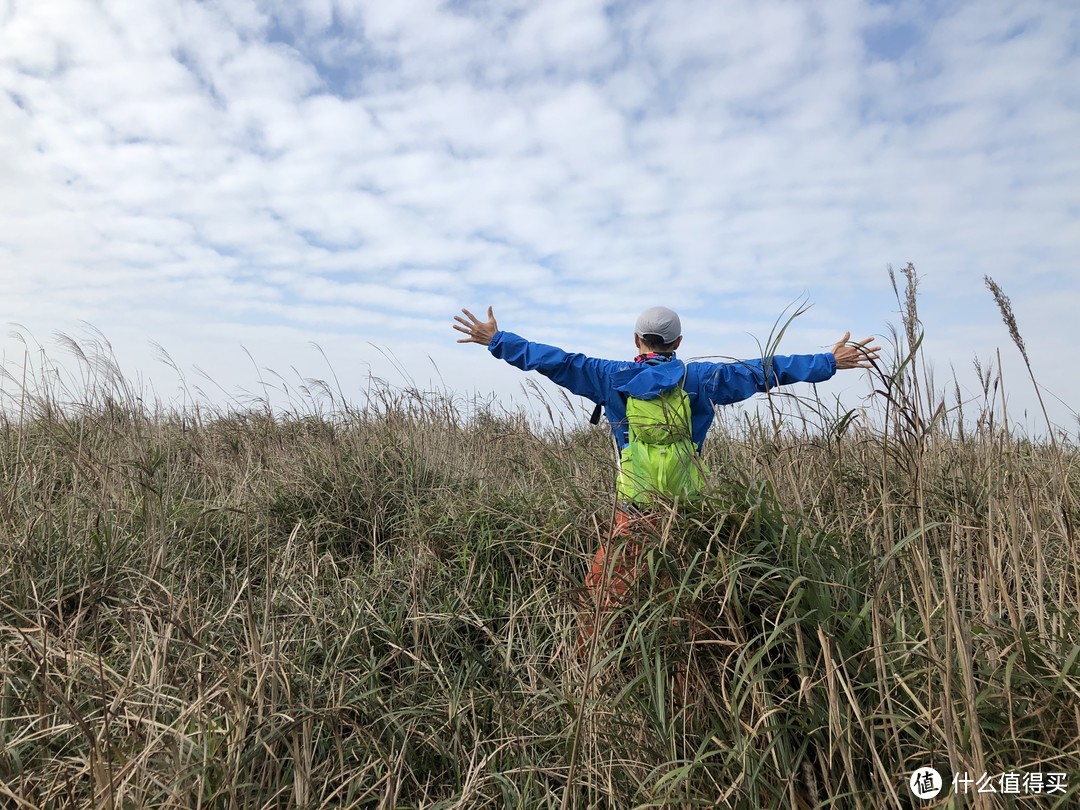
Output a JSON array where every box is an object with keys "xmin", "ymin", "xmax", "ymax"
[{"xmin": 611, "ymin": 358, "xmax": 687, "ymax": 399}]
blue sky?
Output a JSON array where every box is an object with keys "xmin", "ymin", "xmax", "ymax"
[{"xmin": 1, "ymin": 0, "xmax": 1077, "ymax": 433}]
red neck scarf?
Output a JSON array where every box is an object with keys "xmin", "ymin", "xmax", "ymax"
[{"xmin": 634, "ymin": 352, "xmax": 674, "ymax": 365}]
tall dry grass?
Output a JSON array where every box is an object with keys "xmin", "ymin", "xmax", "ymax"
[{"xmin": 0, "ymin": 272, "xmax": 1077, "ymax": 808}]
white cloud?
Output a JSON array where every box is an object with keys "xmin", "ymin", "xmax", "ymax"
[
  {"xmin": 510, "ymin": 0, "xmax": 613, "ymax": 69},
  {"xmin": 0, "ymin": 0, "xmax": 1076, "ymax": 430}
]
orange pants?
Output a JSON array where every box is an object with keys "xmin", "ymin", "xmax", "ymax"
[
  {"xmin": 579, "ymin": 509, "xmax": 660, "ymax": 646},
  {"xmin": 579, "ymin": 509, "xmax": 697, "ymax": 705}
]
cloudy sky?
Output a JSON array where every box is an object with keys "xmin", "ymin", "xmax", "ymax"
[{"xmin": 1, "ymin": 0, "xmax": 1077, "ymax": 433}]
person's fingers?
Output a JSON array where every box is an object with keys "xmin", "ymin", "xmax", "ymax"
[
  {"xmin": 832, "ymin": 332, "xmax": 885, "ymax": 369},
  {"xmin": 454, "ymin": 307, "xmax": 496, "ymax": 345},
  {"xmin": 854, "ymin": 337, "xmax": 881, "ymax": 353},
  {"xmin": 859, "ymin": 344, "xmax": 882, "ymax": 358}
]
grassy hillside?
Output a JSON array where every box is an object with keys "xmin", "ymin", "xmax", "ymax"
[{"xmin": 1, "ymin": 293, "xmax": 1078, "ymax": 808}]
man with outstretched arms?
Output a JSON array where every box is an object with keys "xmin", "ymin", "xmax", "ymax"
[{"xmin": 453, "ymin": 305, "xmax": 879, "ymax": 638}]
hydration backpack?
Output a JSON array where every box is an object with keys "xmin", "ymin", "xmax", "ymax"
[{"xmin": 616, "ymin": 378, "xmax": 709, "ymax": 504}]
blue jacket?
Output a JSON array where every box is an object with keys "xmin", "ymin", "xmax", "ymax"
[{"xmin": 489, "ymin": 331, "xmax": 837, "ymax": 452}]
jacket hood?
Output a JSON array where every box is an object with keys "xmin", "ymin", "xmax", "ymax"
[{"xmin": 611, "ymin": 358, "xmax": 687, "ymax": 399}]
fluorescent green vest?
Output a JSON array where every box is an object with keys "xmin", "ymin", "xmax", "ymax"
[{"xmin": 616, "ymin": 383, "xmax": 709, "ymax": 504}]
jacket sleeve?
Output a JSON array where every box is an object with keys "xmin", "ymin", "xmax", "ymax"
[
  {"xmin": 488, "ymin": 331, "xmax": 621, "ymax": 403},
  {"xmin": 699, "ymin": 353, "xmax": 836, "ymax": 406}
]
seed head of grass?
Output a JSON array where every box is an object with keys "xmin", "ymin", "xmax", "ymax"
[{"xmin": 984, "ymin": 274, "xmax": 1028, "ymax": 364}]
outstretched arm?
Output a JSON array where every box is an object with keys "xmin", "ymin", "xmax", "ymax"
[
  {"xmin": 452, "ymin": 305, "xmax": 622, "ymax": 402},
  {"xmin": 831, "ymin": 332, "xmax": 880, "ymax": 369},
  {"xmin": 700, "ymin": 332, "xmax": 881, "ymax": 406}
]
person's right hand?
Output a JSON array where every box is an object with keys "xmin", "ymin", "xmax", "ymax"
[{"xmin": 453, "ymin": 306, "xmax": 499, "ymax": 346}]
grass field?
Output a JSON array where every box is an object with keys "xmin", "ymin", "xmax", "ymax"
[{"xmin": 1, "ymin": 276, "xmax": 1077, "ymax": 808}]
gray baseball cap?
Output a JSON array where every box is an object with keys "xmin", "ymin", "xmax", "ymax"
[{"xmin": 635, "ymin": 306, "xmax": 682, "ymax": 344}]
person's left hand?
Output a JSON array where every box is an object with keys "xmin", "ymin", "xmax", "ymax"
[{"xmin": 832, "ymin": 332, "xmax": 881, "ymax": 369}]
